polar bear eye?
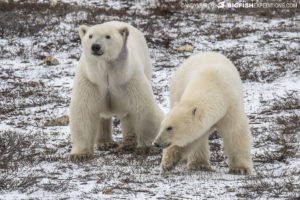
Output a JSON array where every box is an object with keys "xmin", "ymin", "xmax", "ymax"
[
  {"xmin": 89, "ymin": 34, "xmax": 93, "ymax": 39},
  {"xmin": 166, "ymin": 126, "xmax": 173, "ymax": 131},
  {"xmin": 105, "ymin": 35, "xmax": 111, "ymax": 39}
]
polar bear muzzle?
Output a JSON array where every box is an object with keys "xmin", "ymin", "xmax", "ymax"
[
  {"xmin": 91, "ymin": 44, "xmax": 104, "ymax": 56},
  {"xmin": 152, "ymin": 132, "xmax": 172, "ymax": 149},
  {"xmin": 152, "ymin": 141, "xmax": 171, "ymax": 149}
]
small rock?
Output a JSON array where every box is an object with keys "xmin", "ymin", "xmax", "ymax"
[
  {"xmin": 50, "ymin": 2, "xmax": 57, "ymax": 7},
  {"xmin": 102, "ymin": 190, "xmax": 114, "ymax": 195},
  {"xmin": 175, "ymin": 44, "xmax": 194, "ymax": 52},
  {"xmin": 44, "ymin": 115, "xmax": 69, "ymax": 126},
  {"xmin": 44, "ymin": 56, "xmax": 59, "ymax": 66},
  {"xmin": 227, "ymin": 188, "xmax": 235, "ymax": 192}
]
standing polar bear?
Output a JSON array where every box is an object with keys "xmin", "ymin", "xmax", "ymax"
[
  {"xmin": 153, "ymin": 52, "xmax": 253, "ymax": 175},
  {"xmin": 68, "ymin": 21, "xmax": 163, "ymax": 161}
]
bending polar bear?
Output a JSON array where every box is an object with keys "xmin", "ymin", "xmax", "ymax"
[
  {"xmin": 153, "ymin": 52, "xmax": 253, "ymax": 175},
  {"xmin": 68, "ymin": 21, "xmax": 163, "ymax": 161}
]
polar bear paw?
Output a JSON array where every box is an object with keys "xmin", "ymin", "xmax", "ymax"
[
  {"xmin": 186, "ymin": 162, "xmax": 212, "ymax": 171},
  {"xmin": 110, "ymin": 143, "xmax": 136, "ymax": 153},
  {"xmin": 229, "ymin": 167, "xmax": 251, "ymax": 175},
  {"xmin": 160, "ymin": 156, "xmax": 181, "ymax": 174},
  {"xmin": 68, "ymin": 153, "xmax": 93, "ymax": 162},
  {"xmin": 97, "ymin": 141, "xmax": 118, "ymax": 151},
  {"xmin": 135, "ymin": 146, "xmax": 161, "ymax": 155},
  {"xmin": 160, "ymin": 160, "xmax": 178, "ymax": 174},
  {"xmin": 160, "ymin": 146, "xmax": 182, "ymax": 174}
]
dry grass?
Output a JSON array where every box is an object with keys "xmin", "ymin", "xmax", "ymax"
[
  {"xmin": 0, "ymin": 0, "xmax": 299, "ymax": 199},
  {"xmin": 0, "ymin": 73, "xmax": 68, "ymax": 119}
]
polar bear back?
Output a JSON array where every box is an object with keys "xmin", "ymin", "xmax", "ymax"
[
  {"xmin": 105, "ymin": 21, "xmax": 152, "ymax": 80},
  {"xmin": 170, "ymin": 52, "xmax": 243, "ymax": 108}
]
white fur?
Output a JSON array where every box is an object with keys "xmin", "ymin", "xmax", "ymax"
[
  {"xmin": 69, "ymin": 21, "xmax": 163, "ymax": 159},
  {"xmin": 154, "ymin": 52, "xmax": 253, "ymax": 174}
]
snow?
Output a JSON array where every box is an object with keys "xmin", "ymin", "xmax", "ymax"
[{"xmin": 0, "ymin": 0, "xmax": 299, "ymax": 199}]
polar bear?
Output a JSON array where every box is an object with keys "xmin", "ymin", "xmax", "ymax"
[
  {"xmin": 68, "ymin": 21, "xmax": 163, "ymax": 161},
  {"xmin": 153, "ymin": 52, "xmax": 253, "ymax": 175}
]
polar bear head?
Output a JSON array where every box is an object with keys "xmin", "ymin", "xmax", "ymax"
[
  {"xmin": 79, "ymin": 23, "xmax": 129, "ymax": 62},
  {"xmin": 153, "ymin": 101, "xmax": 201, "ymax": 148}
]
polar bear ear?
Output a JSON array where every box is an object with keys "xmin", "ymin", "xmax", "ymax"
[
  {"xmin": 192, "ymin": 107, "xmax": 197, "ymax": 116},
  {"xmin": 192, "ymin": 106, "xmax": 202, "ymax": 120},
  {"xmin": 79, "ymin": 25, "xmax": 90, "ymax": 40},
  {"xmin": 118, "ymin": 27, "xmax": 129, "ymax": 41}
]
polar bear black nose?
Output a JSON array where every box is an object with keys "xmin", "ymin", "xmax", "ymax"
[{"xmin": 91, "ymin": 44, "xmax": 101, "ymax": 52}]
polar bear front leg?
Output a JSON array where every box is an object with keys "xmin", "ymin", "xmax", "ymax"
[
  {"xmin": 160, "ymin": 145, "xmax": 183, "ymax": 174},
  {"xmin": 134, "ymin": 109, "xmax": 163, "ymax": 155},
  {"xmin": 218, "ymin": 115, "xmax": 253, "ymax": 175},
  {"xmin": 68, "ymin": 77, "xmax": 100, "ymax": 162},
  {"xmin": 186, "ymin": 134, "xmax": 212, "ymax": 171},
  {"xmin": 111, "ymin": 115, "xmax": 137, "ymax": 153},
  {"xmin": 125, "ymin": 75, "xmax": 163, "ymax": 154},
  {"xmin": 68, "ymin": 110, "xmax": 98, "ymax": 161},
  {"xmin": 136, "ymin": 111, "xmax": 157, "ymax": 147},
  {"xmin": 96, "ymin": 118, "xmax": 118, "ymax": 151},
  {"xmin": 136, "ymin": 105, "xmax": 163, "ymax": 146},
  {"xmin": 121, "ymin": 115, "xmax": 137, "ymax": 146}
]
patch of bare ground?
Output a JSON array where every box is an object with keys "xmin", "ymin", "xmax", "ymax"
[
  {"xmin": 0, "ymin": 70, "xmax": 69, "ymax": 118},
  {"xmin": 0, "ymin": 0, "xmax": 299, "ymax": 199},
  {"xmin": 0, "ymin": 131, "xmax": 70, "ymax": 171}
]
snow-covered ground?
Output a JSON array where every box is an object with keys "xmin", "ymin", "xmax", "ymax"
[{"xmin": 0, "ymin": 0, "xmax": 299, "ymax": 199}]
